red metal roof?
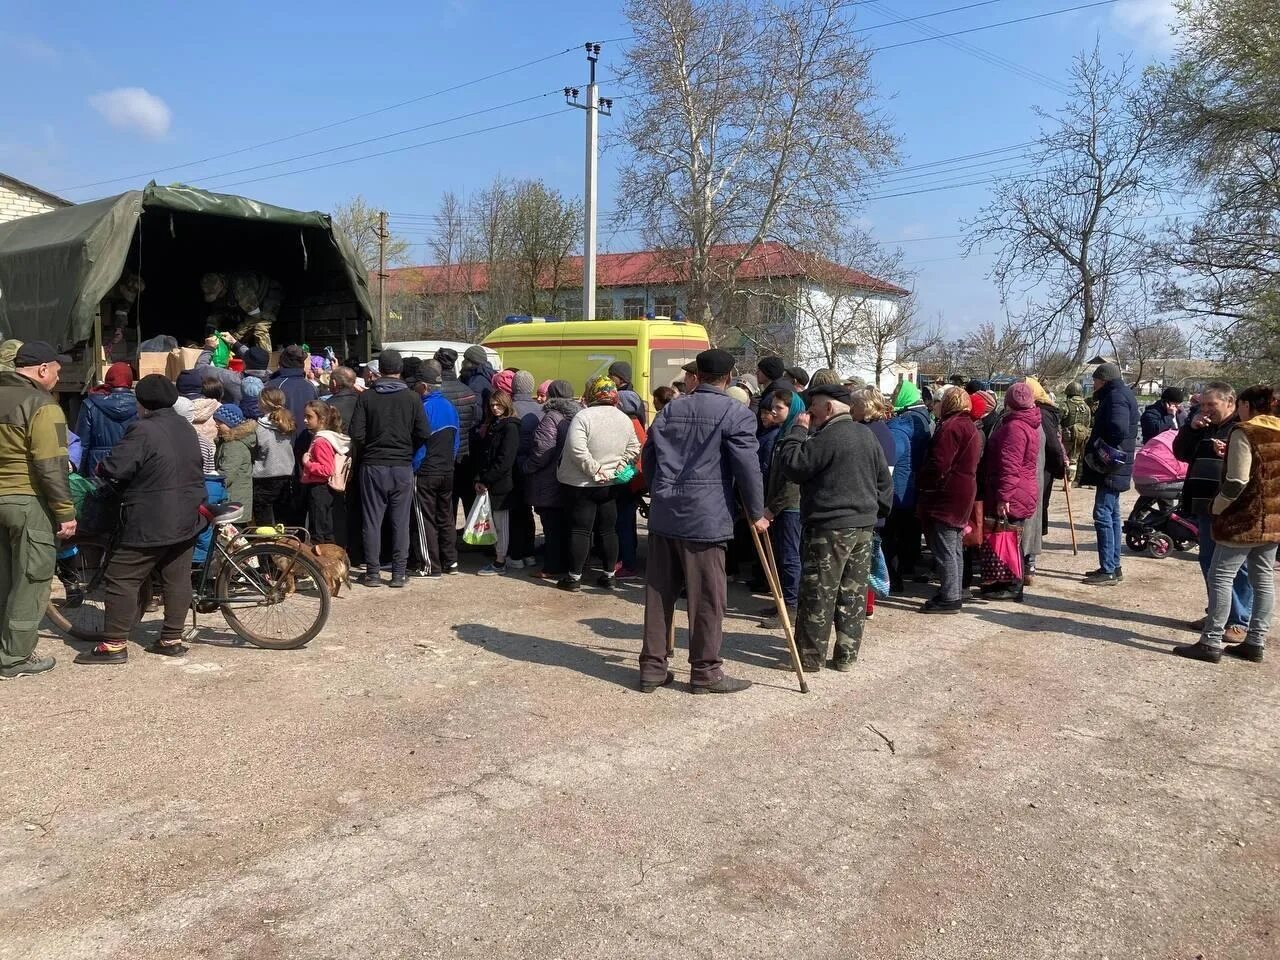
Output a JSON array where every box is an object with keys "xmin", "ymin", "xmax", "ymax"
[{"xmin": 382, "ymin": 240, "xmax": 908, "ymax": 299}]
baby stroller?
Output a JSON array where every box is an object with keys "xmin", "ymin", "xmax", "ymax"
[{"xmin": 1123, "ymin": 430, "xmax": 1197, "ymax": 559}]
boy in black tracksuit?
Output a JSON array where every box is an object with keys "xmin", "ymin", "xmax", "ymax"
[{"xmin": 348, "ymin": 350, "xmax": 429, "ymax": 587}]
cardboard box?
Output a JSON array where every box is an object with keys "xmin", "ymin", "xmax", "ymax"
[
  {"xmin": 137, "ymin": 352, "xmax": 169, "ymax": 379},
  {"xmin": 164, "ymin": 346, "xmax": 205, "ymax": 380}
]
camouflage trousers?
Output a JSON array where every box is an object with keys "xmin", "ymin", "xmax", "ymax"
[{"xmin": 796, "ymin": 526, "xmax": 874, "ymax": 667}]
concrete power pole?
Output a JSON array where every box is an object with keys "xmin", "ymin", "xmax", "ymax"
[
  {"xmin": 567, "ymin": 44, "xmax": 612, "ymax": 321},
  {"xmin": 376, "ymin": 209, "xmax": 388, "ymax": 349}
]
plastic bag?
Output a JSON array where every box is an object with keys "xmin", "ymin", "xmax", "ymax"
[
  {"xmin": 979, "ymin": 521, "xmax": 1023, "ymax": 585},
  {"xmin": 462, "ymin": 492, "xmax": 497, "ymax": 546},
  {"xmin": 868, "ymin": 531, "xmax": 891, "ymax": 599},
  {"xmin": 211, "ymin": 337, "xmax": 231, "ymax": 368},
  {"xmin": 612, "ymin": 462, "xmax": 637, "ymax": 485}
]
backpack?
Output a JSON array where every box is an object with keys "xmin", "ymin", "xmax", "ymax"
[
  {"xmin": 328, "ymin": 445, "xmax": 352, "ymax": 493},
  {"xmin": 1064, "ymin": 396, "xmax": 1092, "ymax": 443}
]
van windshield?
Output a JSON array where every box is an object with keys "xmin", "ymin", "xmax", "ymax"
[{"xmin": 650, "ymin": 349, "xmax": 700, "ymax": 393}]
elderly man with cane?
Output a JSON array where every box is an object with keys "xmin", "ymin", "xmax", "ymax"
[{"xmin": 639, "ymin": 349, "xmax": 766, "ymax": 695}]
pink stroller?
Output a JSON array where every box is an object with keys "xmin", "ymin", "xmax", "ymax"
[{"xmin": 1124, "ymin": 430, "xmax": 1197, "ymax": 558}]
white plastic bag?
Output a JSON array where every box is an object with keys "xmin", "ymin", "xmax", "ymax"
[{"xmin": 462, "ymin": 492, "xmax": 497, "ymax": 546}]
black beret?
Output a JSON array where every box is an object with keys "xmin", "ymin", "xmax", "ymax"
[
  {"xmin": 805, "ymin": 383, "xmax": 852, "ymax": 406},
  {"xmin": 135, "ymin": 373, "xmax": 179, "ymax": 411},
  {"xmin": 696, "ymin": 348, "xmax": 735, "ymax": 378},
  {"xmin": 757, "ymin": 356, "xmax": 785, "ymax": 381}
]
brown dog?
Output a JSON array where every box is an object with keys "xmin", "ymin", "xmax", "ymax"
[{"xmin": 310, "ymin": 543, "xmax": 351, "ymax": 598}]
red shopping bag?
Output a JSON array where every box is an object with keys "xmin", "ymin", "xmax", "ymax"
[{"xmin": 979, "ymin": 520, "xmax": 1023, "ymax": 585}]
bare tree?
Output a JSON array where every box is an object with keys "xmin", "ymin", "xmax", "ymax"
[
  {"xmin": 1111, "ymin": 321, "xmax": 1188, "ymax": 390},
  {"xmin": 961, "ymin": 321, "xmax": 1025, "ymax": 380},
  {"xmin": 332, "ymin": 196, "xmax": 410, "ymax": 273},
  {"xmin": 613, "ymin": 0, "xmax": 897, "ymax": 334},
  {"xmin": 506, "ymin": 181, "xmax": 583, "ymax": 317},
  {"xmin": 964, "ymin": 47, "xmax": 1166, "ymax": 369}
]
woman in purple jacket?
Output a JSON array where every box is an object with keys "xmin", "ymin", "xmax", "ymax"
[{"xmin": 981, "ymin": 382, "xmax": 1042, "ymax": 601}]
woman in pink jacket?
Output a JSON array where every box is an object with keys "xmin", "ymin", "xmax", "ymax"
[{"xmin": 981, "ymin": 382, "xmax": 1042, "ymax": 601}]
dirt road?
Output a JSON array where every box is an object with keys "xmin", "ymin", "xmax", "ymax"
[{"xmin": 1, "ymin": 497, "xmax": 1276, "ymax": 959}]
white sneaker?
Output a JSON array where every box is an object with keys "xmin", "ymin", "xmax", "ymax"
[{"xmin": 506, "ymin": 558, "xmax": 525, "ymax": 569}]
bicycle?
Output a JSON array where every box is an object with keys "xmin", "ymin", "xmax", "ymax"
[{"xmin": 45, "ymin": 502, "xmax": 331, "ymax": 650}]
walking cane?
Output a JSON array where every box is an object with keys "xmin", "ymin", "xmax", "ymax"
[
  {"xmin": 1062, "ymin": 474, "xmax": 1079, "ymax": 556},
  {"xmin": 744, "ymin": 509, "xmax": 809, "ymax": 694}
]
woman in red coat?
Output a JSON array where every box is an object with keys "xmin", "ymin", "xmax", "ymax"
[
  {"xmin": 981, "ymin": 382, "xmax": 1043, "ymax": 600},
  {"xmin": 917, "ymin": 387, "xmax": 982, "ymax": 613}
]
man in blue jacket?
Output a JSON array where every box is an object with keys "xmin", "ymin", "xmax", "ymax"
[
  {"xmin": 1078, "ymin": 362, "xmax": 1140, "ymax": 585},
  {"xmin": 268, "ymin": 344, "xmax": 318, "ymax": 438},
  {"xmin": 640, "ymin": 349, "xmax": 766, "ymax": 695},
  {"xmin": 407, "ymin": 360, "xmax": 460, "ymax": 578}
]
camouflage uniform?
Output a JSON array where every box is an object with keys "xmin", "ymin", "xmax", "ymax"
[
  {"xmin": 1060, "ymin": 395, "xmax": 1092, "ymax": 480},
  {"xmin": 796, "ymin": 526, "xmax": 875, "ymax": 669},
  {"xmin": 201, "ymin": 271, "xmax": 283, "ymax": 351}
]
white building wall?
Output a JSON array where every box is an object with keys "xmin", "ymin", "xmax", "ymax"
[
  {"xmin": 791, "ymin": 285, "xmax": 906, "ymax": 394},
  {"xmin": 0, "ymin": 181, "xmax": 64, "ymax": 224}
]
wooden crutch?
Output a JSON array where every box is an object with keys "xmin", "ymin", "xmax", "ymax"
[
  {"xmin": 746, "ymin": 514, "xmax": 809, "ymax": 694},
  {"xmin": 1062, "ymin": 474, "xmax": 1079, "ymax": 555}
]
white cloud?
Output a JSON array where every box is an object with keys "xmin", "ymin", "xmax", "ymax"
[
  {"xmin": 1112, "ymin": 0, "xmax": 1178, "ymax": 51},
  {"xmin": 88, "ymin": 87, "xmax": 172, "ymax": 140},
  {"xmin": 0, "ymin": 33, "xmax": 59, "ymax": 62}
]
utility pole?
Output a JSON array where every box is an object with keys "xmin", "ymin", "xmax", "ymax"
[
  {"xmin": 376, "ymin": 209, "xmax": 388, "ymax": 350},
  {"xmin": 566, "ymin": 44, "xmax": 612, "ymax": 321}
]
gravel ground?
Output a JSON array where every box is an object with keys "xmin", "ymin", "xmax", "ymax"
[{"xmin": 1, "ymin": 493, "xmax": 1277, "ymax": 960}]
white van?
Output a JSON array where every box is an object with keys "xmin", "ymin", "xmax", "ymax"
[{"xmin": 380, "ymin": 340, "xmax": 500, "ymax": 370}]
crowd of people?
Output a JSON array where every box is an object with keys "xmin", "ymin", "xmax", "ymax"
[{"xmin": 0, "ymin": 333, "xmax": 1274, "ymax": 689}]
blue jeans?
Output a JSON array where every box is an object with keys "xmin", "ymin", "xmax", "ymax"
[
  {"xmin": 615, "ymin": 491, "xmax": 639, "ymax": 570},
  {"xmin": 1200, "ymin": 543, "xmax": 1274, "ymax": 649},
  {"xmin": 1093, "ymin": 487, "xmax": 1122, "ymax": 573},
  {"xmin": 769, "ymin": 510, "xmax": 802, "ymax": 608},
  {"xmin": 1196, "ymin": 514, "xmax": 1253, "ymax": 628}
]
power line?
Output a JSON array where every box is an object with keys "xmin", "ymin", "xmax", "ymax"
[
  {"xmin": 56, "ymin": 44, "xmax": 581, "ymax": 193},
  {"xmin": 874, "ymin": 0, "xmax": 1120, "ymax": 53},
  {"xmin": 192, "ymin": 91, "xmax": 562, "ymax": 186},
  {"xmin": 215, "ymin": 109, "xmax": 575, "ymax": 189}
]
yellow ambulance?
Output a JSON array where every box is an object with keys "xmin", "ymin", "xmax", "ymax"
[{"xmin": 483, "ymin": 316, "xmax": 710, "ymax": 406}]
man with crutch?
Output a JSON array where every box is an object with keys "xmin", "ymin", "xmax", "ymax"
[
  {"xmin": 777, "ymin": 383, "xmax": 893, "ymax": 672},
  {"xmin": 639, "ymin": 349, "xmax": 766, "ymax": 695}
]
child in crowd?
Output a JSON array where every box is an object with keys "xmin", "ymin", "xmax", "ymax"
[
  {"xmin": 653, "ymin": 385, "xmax": 676, "ymax": 412},
  {"xmin": 214, "ymin": 403, "xmax": 256, "ymax": 508},
  {"xmin": 300, "ymin": 400, "xmax": 351, "ymax": 544},
  {"xmin": 252, "ymin": 388, "xmax": 296, "ymax": 526}
]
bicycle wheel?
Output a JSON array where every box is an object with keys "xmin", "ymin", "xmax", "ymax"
[
  {"xmin": 215, "ymin": 542, "xmax": 330, "ymax": 650},
  {"xmin": 44, "ymin": 538, "xmax": 111, "ymax": 642}
]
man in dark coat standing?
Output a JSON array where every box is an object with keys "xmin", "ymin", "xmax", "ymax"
[
  {"xmin": 324, "ymin": 366, "xmax": 360, "ymax": 431},
  {"xmin": 1141, "ymin": 387, "xmax": 1185, "ymax": 443},
  {"xmin": 1078, "ymin": 362, "xmax": 1140, "ymax": 585},
  {"xmin": 268, "ymin": 344, "xmax": 318, "ymax": 438},
  {"xmin": 75, "ymin": 375, "xmax": 206, "ymax": 665},
  {"xmin": 349, "ymin": 349, "xmax": 430, "ymax": 589},
  {"xmin": 639, "ymin": 349, "xmax": 765, "ymax": 695}
]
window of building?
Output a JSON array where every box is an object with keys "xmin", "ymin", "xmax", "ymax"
[
  {"xmin": 622, "ymin": 297, "xmax": 646, "ymax": 320},
  {"xmin": 654, "ymin": 298, "xmax": 677, "ymax": 319}
]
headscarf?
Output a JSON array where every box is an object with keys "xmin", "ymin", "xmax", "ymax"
[
  {"xmin": 1005, "ymin": 382, "xmax": 1035, "ymax": 410},
  {"xmin": 969, "ymin": 391, "xmax": 989, "ymax": 421},
  {"xmin": 104, "ymin": 361, "xmax": 133, "ymax": 389},
  {"xmin": 941, "ymin": 387, "xmax": 972, "ymax": 418},
  {"xmin": 978, "ymin": 389, "xmax": 997, "ymax": 413},
  {"xmin": 546, "ymin": 379, "xmax": 574, "ymax": 400},
  {"xmin": 492, "ymin": 369, "xmax": 515, "ymax": 397},
  {"xmin": 1023, "ymin": 376, "xmax": 1051, "ymax": 406},
  {"xmin": 586, "ymin": 376, "xmax": 618, "ymax": 406},
  {"xmin": 892, "ymin": 379, "xmax": 922, "ymax": 411},
  {"xmin": 735, "ymin": 373, "xmax": 760, "ymax": 397},
  {"xmin": 781, "ymin": 388, "xmax": 805, "ymax": 434}
]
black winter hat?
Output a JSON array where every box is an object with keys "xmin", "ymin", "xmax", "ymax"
[
  {"xmin": 175, "ymin": 369, "xmax": 204, "ymax": 398},
  {"xmin": 243, "ymin": 345, "xmax": 270, "ymax": 370},
  {"xmin": 1161, "ymin": 386, "xmax": 1186, "ymax": 404},
  {"xmin": 135, "ymin": 374, "xmax": 178, "ymax": 411},
  {"xmin": 696, "ymin": 349, "xmax": 735, "ymax": 379},
  {"xmin": 757, "ymin": 356, "xmax": 785, "ymax": 381},
  {"xmin": 434, "ymin": 347, "xmax": 459, "ymax": 368}
]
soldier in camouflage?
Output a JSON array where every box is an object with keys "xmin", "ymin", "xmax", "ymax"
[
  {"xmin": 778, "ymin": 383, "xmax": 893, "ymax": 672},
  {"xmin": 201, "ymin": 271, "xmax": 284, "ymax": 351}
]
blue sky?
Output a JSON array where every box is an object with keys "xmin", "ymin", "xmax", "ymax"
[{"xmin": 0, "ymin": 0, "xmax": 1177, "ymax": 333}]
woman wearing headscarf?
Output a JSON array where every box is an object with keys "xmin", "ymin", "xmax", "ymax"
[
  {"xmin": 1022, "ymin": 377, "xmax": 1068, "ymax": 584},
  {"xmin": 852, "ymin": 386, "xmax": 896, "ymax": 618},
  {"xmin": 555, "ymin": 377, "xmax": 642, "ymax": 592},
  {"xmin": 917, "ymin": 388, "xmax": 982, "ymax": 613},
  {"xmin": 980, "ymin": 382, "xmax": 1042, "ymax": 601},
  {"xmin": 76, "ymin": 361, "xmax": 138, "ymax": 475},
  {"xmin": 524, "ymin": 380, "xmax": 582, "ymax": 580},
  {"xmin": 474, "ymin": 391, "xmax": 520, "ymax": 576}
]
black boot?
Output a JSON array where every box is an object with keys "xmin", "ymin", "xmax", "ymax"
[{"xmin": 1173, "ymin": 641, "xmax": 1222, "ymax": 664}]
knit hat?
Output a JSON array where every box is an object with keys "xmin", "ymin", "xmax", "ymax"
[
  {"xmin": 242, "ymin": 376, "xmax": 264, "ymax": 399},
  {"xmin": 547, "ymin": 379, "xmax": 574, "ymax": 400},
  {"xmin": 421, "ymin": 360, "xmax": 443, "ymax": 385},
  {"xmin": 135, "ymin": 374, "xmax": 178, "ymax": 411},
  {"xmin": 175, "ymin": 369, "xmax": 204, "ymax": 399},
  {"xmin": 214, "ymin": 403, "xmax": 245, "ymax": 427},
  {"xmin": 1093, "ymin": 362, "xmax": 1122, "ymax": 383},
  {"xmin": 587, "ymin": 376, "xmax": 618, "ymax": 406},
  {"xmin": 965, "ymin": 379, "xmax": 990, "ymax": 395},
  {"xmin": 243, "ymin": 345, "xmax": 270, "ymax": 371},
  {"xmin": 103, "ymin": 361, "xmax": 133, "ymax": 389},
  {"xmin": 1005, "ymin": 382, "xmax": 1035, "ymax": 410},
  {"xmin": 978, "ymin": 389, "xmax": 997, "ymax": 412},
  {"xmin": 1161, "ymin": 386, "xmax": 1185, "ymax": 404},
  {"xmin": 969, "ymin": 391, "xmax": 989, "ymax": 421},
  {"xmin": 173, "ymin": 396, "xmax": 196, "ymax": 423},
  {"xmin": 280, "ymin": 345, "xmax": 306, "ymax": 369},
  {"xmin": 464, "ymin": 345, "xmax": 488, "ymax": 366},
  {"xmin": 492, "ymin": 369, "xmax": 515, "ymax": 396},
  {"xmin": 892, "ymin": 380, "xmax": 922, "ymax": 410},
  {"xmin": 513, "ymin": 370, "xmax": 536, "ymax": 397},
  {"xmin": 757, "ymin": 356, "xmax": 785, "ymax": 381},
  {"xmin": 434, "ymin": 347, "xmax": 459, "ymax": 368},
  {"xmin": 538, "ymin": 379, "xmax": 553, "ymax": 398},
  {"xmin": 608, "ymin": 361, "xmax": 632, "ymax": 382}
]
